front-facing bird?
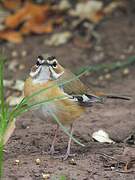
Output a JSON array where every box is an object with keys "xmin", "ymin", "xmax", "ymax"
[{"xmin": 24, "ymin": 55, "xmax": 130, "ymax": 160}]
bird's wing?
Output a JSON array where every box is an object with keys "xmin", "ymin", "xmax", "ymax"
[
  {"xmin": 56, "ymin": 69, "xmax": 103, "ymax": 107},
  {"xmin": 56, "ymin": 69, "xmax": 88, "ymax": 95}
]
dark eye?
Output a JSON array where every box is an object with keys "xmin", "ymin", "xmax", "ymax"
[
  {"xmin": 36, "ymin": 61, "xmax": 41, "ymax": 66},
  {"xmin": 52, "ymin": 61, "xmax": 57, "ymax": 67}
]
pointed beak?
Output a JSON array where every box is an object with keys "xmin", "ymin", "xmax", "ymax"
[{"xmin": 42, "ymin": 60, "xmax": 52, "ymax": 67}]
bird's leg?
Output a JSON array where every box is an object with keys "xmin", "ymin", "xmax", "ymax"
[
  {"xmin": 49, "ymin": 124, "xmax": 59, "ymax": 155},
  {"xmin": 63, "ymin": 124, "xmax": 75, "ymax": 160}
]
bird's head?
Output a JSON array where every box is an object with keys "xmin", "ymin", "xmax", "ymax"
[{"xmin": 30, "ymin": 55, "xmax": 64, "ymax": 83}]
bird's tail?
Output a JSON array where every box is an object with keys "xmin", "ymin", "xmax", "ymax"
[{"xmin": 94, "ymin": 92, "xmax": 131, "ymax": 101}]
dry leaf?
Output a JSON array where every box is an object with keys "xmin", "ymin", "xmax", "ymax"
[
  {"xmin": 5, "ymin": 2, "xmax": 50, "ymax": 29},
  {"xmin": 12, "ymin": 80, "xmax": 24, "ymax": 91},
  {"xmin": 0, "ymin": 30, "xmax": 22, "ymax": 43},
  {"xmin": 69, "ymin": 1, "xmax": 104, "ymax": 23},
  {"xmin": 58, "ymin": 0, "xmax": 71, "ymax": 10},
  {"xmin": 20, "ymin": 20, "xmax": 53, "ymax": 35},
  {"xmin": 103, "ymin": 1, "xmax": 124, "ymax": 15},
  {"xmin": 45, "ymin": 31, "xmax": 72, "ymax": 46},
  {"xmin": 92, "ymin": 129, "xmax": 115, "ymax": 144},
  {"xmin": 4, "ymin": 79, "xmax": 14, "ymax": 88},
  {"xmin": 2, "ymin": 0, "xmax": 22, "ymax": 11}
]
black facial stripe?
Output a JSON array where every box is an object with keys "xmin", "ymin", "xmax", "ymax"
[
  {"xmin": 52, "ymin": 61, "xmax": 57, "ymax": 67},
  {"xmin": 36, "ymin": 55, "xmax": 45, "ymax": 66},
  {"xmin": 36, "ymin": 61, "xmax": 41, "ymax": 66}
]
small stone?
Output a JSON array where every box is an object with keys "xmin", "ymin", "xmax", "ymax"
[
  {"xmin": 104, "ymin": 68, "xmax": 109, "ymax": 73},
  {"xmin": 42, "ymin": 173, "xmax": 50, "ymax": 179},
  {"xmin": 69, "ymin": 158, "xmax": 76, "ymax": 165},
  {"xmin": 15, "ymin": 159, "xmax": 20, "ymax": 165},
  {"xmin": 98, "ymin": 76, "xmax": 104, "ymax": 81},
  {"xmin": 120, "ymin": 54, "xmax": 125, "ymax": 60},
  {"xmin": 35, "ymin": 158, "xmax": 41, "ymax": 165},
  {"xmin": 11, "ymin": 51, "xmax": 18, "ymax": 57},
  {"xmin": 19, "ymin": 64, "xmax": 25, "ymax": 70},
  {"xmin": 59, "ymin": 0, "xmax": 71, "ymax": 10},
  {"xmin": 21, "ymin": 50, "xmax": 27, "ymax": 57},
  {"xmin": 8, "ymin": 60, "xmax": 18, "ymax": 72},
  {"xmin": 105, "ymin": 73, "xmax": 111, "ymax": 80},
  {"xmin": 123, "ymin": 68, "xmax": 129, "ymax": 76}
]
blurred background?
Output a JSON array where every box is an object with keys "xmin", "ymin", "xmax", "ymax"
[
  {"xmin": 1, "ymin": 0, "xmax": 135, "ymax": 179},
  {"xmin": 0, "ymin": 0, "xmax": 135, "ymax": 105}
]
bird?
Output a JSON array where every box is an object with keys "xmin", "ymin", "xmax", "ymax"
[{"xmin": 24, "ymin": 55, "xmax": 130, "ymax": 160}]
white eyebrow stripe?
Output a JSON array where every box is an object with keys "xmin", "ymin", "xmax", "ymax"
[
  {"xmin": 37, "ymin": 58, "xmax": 45, "ymax": 64},
  {"xmin": 47, "ymin": 59, "xmax": 57, "ymax": 64}
]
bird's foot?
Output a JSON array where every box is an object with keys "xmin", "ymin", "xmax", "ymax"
[
  {"xmin": 48, "ymin": 146, "xmax": 59, "ymax": 155},
  {"xmin": 62, "ymin": 152, "xmax": 76, "ymax": 161}
]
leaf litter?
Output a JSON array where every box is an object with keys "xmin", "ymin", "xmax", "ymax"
[{"xmin": 0, "ymin": 0, "xmax": 126, "ymax": 44}]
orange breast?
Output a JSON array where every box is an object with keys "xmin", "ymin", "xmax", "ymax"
[{"xmin": 24, "ymin": 77, "xmax": 85, "ymax": 125}]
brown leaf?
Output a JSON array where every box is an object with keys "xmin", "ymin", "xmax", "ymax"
[
  {"xmin": 0, "ymin": 30, "xmax": 23, "ymax": 43},
  {"xmin": 20, "ymin": 20, "xmax": 53, "ymax": 35},
  {"xmin": 5, "ymin": 2, "xmax": 50, "ymax": 29},
  {"xmin": 2, "ymin": 0, "xmax": 22, "ymax": 11},
  {"xmin": 91, "ymin": 10, "xmax": 105, "ymax": 23}
]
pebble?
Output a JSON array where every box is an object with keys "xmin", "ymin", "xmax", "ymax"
[
  {"xmin": 35, "ymin": 158, "xmax": 41, "ymax": 165},
  {"xmin": 11, "ymin": 51, "xmax": 18, "ymax": 57},
  {"xmin": 98, "ymin": 75, "xmax": 104, "ymax": 81},
  {"xmin": 123, "ymin": 68, "xmax": 129, "ymax": 76},
  {"xmin": 19, "ymin": 64, "xmax": 25, "ymax": 70},
  {"xmin": 15, "ymin": 159, "xmax": 20, "ymax": 165},
  {"xmin": 42, "ymin": 173, "xmax": 50, "ymax": 179},
  {"xmin": 21, "ymin": 50, "xmax": 27, "ymax": 57},
  {"xmin": 105, "ymin": 73, "xmax": 111, "ymax": 80},
  {"xmin": 69, "ymin": 158, "xmax": 77, "ymax": 165}
]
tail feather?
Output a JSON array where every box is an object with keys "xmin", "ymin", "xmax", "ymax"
[
  {"xmin": 94, "ymin": 92, "xmax": 131, "ymax": 101},
  {"xmin": 104, "ymin": 94, "xmax": 131, "ymax": 101}
]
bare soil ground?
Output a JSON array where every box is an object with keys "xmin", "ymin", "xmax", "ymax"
[{"xmin": 2, "ymin": 7, "xmax": 135, "ymax": 180}]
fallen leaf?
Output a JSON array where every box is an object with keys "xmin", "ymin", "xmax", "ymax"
[
  {"xmin": 12, "ymin": 80, "xmax": 24, "ymax": 91},
  {"xmin": 45, "ymin": 31, "xmax": 72, "ymax": 46},
  {"xmin": 58, "ymin": 0, "xmax": 71, "ymax": 10},
  {"xmin": 20, "ymin": 20, "xmax": 53, "ymax": 35},
  {"xmin": 4, "ymin": 80, "xmax": 14, "ymax": 88},
  {"xmin": 92, "ymin": 129, "xmax": 115, "ymax": 144},
  {"xmin": 5, "ymin": 2, "xmax": 50, "ymax": 29},
  {"xmin": 2, "ymin": 0, "xmax": 22, "ymax": 11},
  {"xmin": 103, "ymin": 1, "xmax": 124, "ymax": 15},
  {"xmin": 0, "ymin": 30, "xmax": 22, "ymax": 43},
  {"xmin": 69, "ymin": 1, "xmax": 104, "ymax": 23}
]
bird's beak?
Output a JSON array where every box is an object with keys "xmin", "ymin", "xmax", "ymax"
[{"xmin": 42, "ymin": 60, "xmax": 52, "ymax": 67}]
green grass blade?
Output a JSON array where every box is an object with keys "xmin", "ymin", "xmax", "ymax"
[
  {"xmin": 0, "ymin": 56, "xmax": 6, "ymax": 179},
  {"xmin": 48, "ymin": 109, "xmax": 85, "ymax": 147}
]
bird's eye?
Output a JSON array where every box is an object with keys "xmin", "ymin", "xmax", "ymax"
[
  {"xmin": 52, "ymin": 61, "xmax": 57, "ymax": 68},
  {"xmin": 36, "ymin": 61, "xmax": 41, "ymax": 66}
]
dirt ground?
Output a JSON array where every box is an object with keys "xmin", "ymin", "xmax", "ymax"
[{"xmin": 2, "ymin": 5, "xmax": 135, "ymax": 180}]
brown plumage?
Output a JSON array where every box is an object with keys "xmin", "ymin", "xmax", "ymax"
[{"xmin": 24, "ymin": 55, "xmax": 130, "ymax": 160}]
